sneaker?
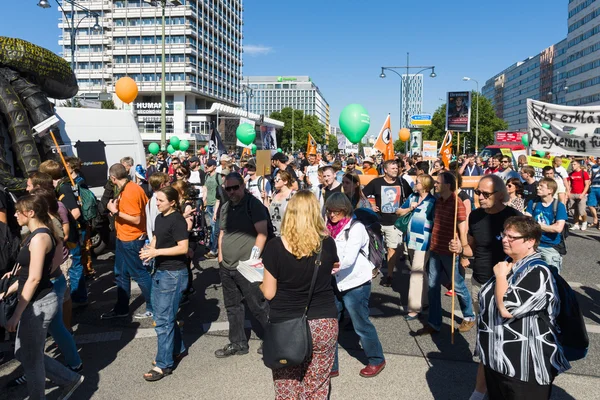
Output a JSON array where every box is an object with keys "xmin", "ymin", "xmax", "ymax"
[
  {"xmin": 100, "ymin": 310, "xmax": 129, "ymax": 320},
  {"xmin": 581, "ymin": 221, "xmax": 588, "ymax": 231},
  {"xmin": 68, "ymin": 364, "xmax": 83, "ymax": 373},
  {"xmin": 205, "ymin": 251, "xmax": 217, "ymax": 259},
  {"xmin": 134, "ymin": 311, "xmax": 154, "ymax": 320},
  {"xmin": 59, "ymin": 375, "xmax": 84, "ymax": 400},
  {"xmin": 458, "ymin": 319, "xmax": 476, "ymax": 332},
  {"xmin": 444, "ymin": 290, "xmax": 455, "ymax": 297},
  {"xmin": 570, "ymin": 224, "xmax": 580, "ymax": 230},
  {"xmin": 7, "ymin": 374, "xmax": 27, "ymax": 388},
  {"xmin": 214, "ymin": 343, "xmax": 249, "ymax": 358}
]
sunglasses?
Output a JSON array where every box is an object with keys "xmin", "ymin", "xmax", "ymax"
[
  {"xmin": 501, "ymin": 160, "xmax": 511, "ymax": 164},
  {"xmin": 326, "ymin": 210, "xmax": 342, "ymax": 216},
  {"xmin": 506, "ymin": 183, "xmax": 513, "ymax": 187},
  {"xmin": 224, "ymin": 184, "xmax": 240, "ymax": 192},
  {"xmin": 474, "ymin": 189, "xmax": 497, "ymax": 199},
  {"xmin": 177, "ymin": 173, "xmax": 184, "ymax": 177}
]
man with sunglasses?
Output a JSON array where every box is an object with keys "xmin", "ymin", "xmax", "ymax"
[
  {"xmin": 216, "ymin": 172, "xmax": 269, "ymax": 358},
  {"xmin": 449, "ymin": 174, "xmax": 521, "ymax": 400},
  {"xmin": 494, "ymin": 156, "xmax": 520, "ymax": 183}
]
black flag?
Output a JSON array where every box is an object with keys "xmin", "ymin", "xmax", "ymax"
[{"xmin": 209, "ymin": 120, "xmax": 227, "ymax": 157}]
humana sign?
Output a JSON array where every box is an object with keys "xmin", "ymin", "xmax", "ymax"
[{"xmin": 276, "ymin": 76, "xmax": 297, "ymax": 82}]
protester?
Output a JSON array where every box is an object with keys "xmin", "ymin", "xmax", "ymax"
[
  {"xmin": 397, "ymin": 174, "xmax": 436, "ymax": 320},
  {"xmin": 203, "ymin": 159, "xmax": 219, "ymax": 258},
  {"xmin": 362, "ymin": 157, "xmax": 378, "ymax": 176},
  {"xmin": 567, "ymin": 160, "xmax": 590, "ymax": 230},
  {"xmin": 345, "ymin": 157, "xmax": 362, "ymax": 175},
  {"xmin": 244, "ymin": 159, "xmax": 271, "ymax": 205},
  {"xmin": 269, "ymin": 170, "xmax": 295, "ymax": 236},
  {"xmin": 260, "ymin": 190, "xmax": 338, "ymax": 398},
  {"xmin": 325, "ymin": 193, "xmax": 386, "ymax": 378},
  {"xmin": 520, "ymin": 166, "xmax": 539, "ymax": 205},
  {"xmin": 505, "ymin": 177, "xmax": 525, "ymax": 212},
  {"xmin": 304, "ymin": 151, "xmax": 321, "ymax": 194},
  {"xmin": 553, "ymin": 156, "xmax": 569, "ymax": 197},
  {"xmin": 146, "ymin": 172, "xmax": 170, "ymax": 243},
  {"xmin": 342, "ymin": 172, "xmax": 371, "ymax": 210},
  {"xmin": 460, "ymin": 155, "xmax": 484, "ymax": 176},
  {"xmin": 495, "ymin": 156, "xmax": 520, "ymax": 183},
  {"xmin": 477, "ymin": 216, "xmax": 570, "ymax": 399},
  {"xmin": 322, "ymin": 165, "xmax": 343, "ymax": 203},
  {"xmin": 542, "ymin": 166, "xmax": 566, "ymax": 204},
  {"xmin": 484, "ymin": 155, "xmax": 501, "ymax": 175},
  {"xmin": 271, "ymin": 152, "xmax": 299, "ymax": 190}
]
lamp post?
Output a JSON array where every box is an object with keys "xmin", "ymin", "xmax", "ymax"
[
  {"xmin": 241, "ymin": 79, "xmax": 254, "ymax": 117},
  {"xmin": 380, "ymin": 52, "xmax": 436, "ymax": 154},
  {"xmin": 462, "ymin": 77, "xmax": 479, "ymax": 154}
]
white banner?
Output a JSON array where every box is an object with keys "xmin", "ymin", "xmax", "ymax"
[
  {"xmin": 336, "ymin": 134, "xmax": 347, "ymax": 151},
  {"xmin": 237, "ymin": 117, "xmax": 254, "ymax": 148},
  {"xmin": 527, "ymin": 99, "xmax": 600, "ymax": 156}
]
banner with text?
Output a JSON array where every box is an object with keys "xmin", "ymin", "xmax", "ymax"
[
  {"xmin": 422, "ymin": 141, "xmax": 438, "ymax": 161},
  {"xmin": 527, "ymin": 99, "xmax": 600, "ymax": 157}
]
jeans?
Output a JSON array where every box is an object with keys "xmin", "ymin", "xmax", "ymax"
[
  {"xmin": 219, "ymin": 266, "xmax": 268, "ymax": 347},
  {"xmin": 49, "ymin": 275, "xmax": 82, "ymax": 368},
  {"xmin": 15, "ymin": 292, "xmax": 80, "ymax": 400},
  {"xmin": 113, "ymin": 238, "xmax": 153, "ymax": 314},
  {"xmin": 152, "ymin": 269, "xmax": 188, "ymax": 370},
  {"xmin": 69, "ymin": 230, "xmax": 87, "ymax": 303},
  {"xmin": 332, "ymin": 282, "xmax": 385, "ymax": 371},
  {"xmin": 538, "ymin": 246, "xmax": 563, "ymax": 273},
  {"xmin": 427, "ymin": 251, "xmax": 475, "ymax": 331},
  {"xmin": 206, "ymin": 205, "xmax": 219, "ymax": 254}
]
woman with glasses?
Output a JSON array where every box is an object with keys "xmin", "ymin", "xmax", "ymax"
[
  {"xmin": 325, "ymin": 193, "xmax": 386, "ymax": 378},
  {"xmin": 396, "ymin": 175, "xmax": 436, "ymax": 320},
  {"xmin": 269, "ymin": 170, "xmax": 295, "ymax": 236},
  {"xmin": 260, "ymin": 190, "xmax": 338, "ymax": 399},
  {"xmin": 505, "ymin": 177, "xmax": 525, "ymax": 212},
  {"xmin": 341, "ymin": 172, "xmax": 372, "ymax": 210},
  {"xmin": 140, "ymin": 186, "xmax": 189, "ymax": 381},
  {"xmin": 175, "ymin": 165, "xmax": 191, "ymax": 182},
  {"xmin": 477, "ymin": 216, "xmax": 570, "ymax": 399}
]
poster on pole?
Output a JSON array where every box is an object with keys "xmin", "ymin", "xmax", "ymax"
[
  {"xmin": 336, "ymin": 134, "xmax": 347, "ymax": 152},
  {"xmin": 422, "ymin": 141, "xmax": 438, "ymax": 161},
  {"xmin": 445, "ymin": 91, "xmax": 471, "ymax": 132},
  {"xmin": 236, "ymin": 117, "xmax": 254, "ymax": 149},
  {"xmin": 410, "ymin": 130, "xmax": 422, "ymax": 156},
  {"xmin": 260, "ymin": 125, "xmax": 277, "ymax": 153},
  {"xmin": 527, "ymin": 99, "xmax": 600, "ymax": 157}
]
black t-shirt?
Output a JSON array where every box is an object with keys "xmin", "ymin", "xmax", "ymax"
[
  {"xmin": 468, "ymin": 206, "xmax": 522, "ymax": 284},
  {"xmin": 362, "ymin": 177, "xmax": 413, "ymax": 226},
  {"xmin": 0, "ymin": 188, "xmax": 19, "ymax": 235},
  {"xmin": 324, "ymin": 183, "xmax": 342, "ymax": 203},
  {"xmin": 57, "ymin": 180, "xmax": 83, "ymax": 226},
  {"xmin": 523, "ymin": 181, "xmax": 539, "ymax": 205},
  {"xmin": 16, "ymin": 228, "xmax": 55, "ymax": 303},
  {"xmin": 154, "ymin": 211, "xmax": 189, "ymax": 271},
  {"xmin": 262, "ymin": 237, "xmax": 338, "ymax": 323}
]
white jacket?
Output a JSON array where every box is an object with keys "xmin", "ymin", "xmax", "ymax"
[{"xmin": 333, "ymin": 220, "xmax": 373, "ymax": 292}]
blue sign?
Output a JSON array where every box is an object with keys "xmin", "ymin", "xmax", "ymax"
[{"xmin": 410, "ymin": 114, "xmax": 432, "ymax": 126}]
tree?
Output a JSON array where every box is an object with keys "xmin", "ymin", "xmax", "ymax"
[
  {"xmin": 422, "ymin": 91, "xmax": 508, "ymax": 154},
  {"xmin": 101, "ymin": 100, "xmax": 116, "ymax": 109},
  {"xmin": 393, "ymin": 138, "xmax": 405, "ymax": 153},
  {"xmin": 270, "ymin": 107, "xmax": 327, "ymax": 153},
  {"xmin": 327, "ymin": 134, "xmax": 339, "ymax": 154}
]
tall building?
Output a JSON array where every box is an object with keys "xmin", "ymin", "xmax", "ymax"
[
  {"xmin": 483, "ymin": 0, "xmax": 600, "ymax": 130},
  {"xmin": 240, "ymin": 76, "xmax": 330, "ymax": 128},
  {"xmin": 401, "ymin": 74, "xmax": 423, "ymax": 128},
  {"xmin": 57, "ymin": 0, "xmax": 243, "ymax": 138}
]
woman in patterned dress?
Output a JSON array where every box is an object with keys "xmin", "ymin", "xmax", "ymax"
[{"xmin": 505, "ymin": 177, "xmax": 525, "ymax": 212}]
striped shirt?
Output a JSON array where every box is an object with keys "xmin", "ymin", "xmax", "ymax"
[{"xmin": 430, "ymin": 193, "xmax": 466, "ymax": 256}]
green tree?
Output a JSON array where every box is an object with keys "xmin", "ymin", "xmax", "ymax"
[
  {"xmin": 422, "ymin": 91, "xmax": 508, "ymax": 154},
  {"xmin": 393, "ymin": 138, "xmax": 405, "ymax": 153},
  {"xmin": 101, "ymin": 100, "xmax": 116, "ymax": 109},
  {"xmin": 327, "ymin": 134, "xmax": 339, "ymax": 154},
  {"xmin": 270, "ymin": 107, "xmax": 327, "ymax": 153}
]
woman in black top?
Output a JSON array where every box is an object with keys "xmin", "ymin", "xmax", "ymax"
[
  {"xmin": 2, "ymin": 195, "xmax": 83, "ymax": 399},
  {"xmin": 140, "ymin": 186, "xmax": 189, "ymax": 381},
  {"xmin": 260, "ymin": 190, "xmax": 338, "ymax": 400}
]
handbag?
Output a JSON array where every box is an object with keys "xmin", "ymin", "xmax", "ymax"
[
  {"xmin": 394, "ymin": 210, "xmax": 414, "ymax": 235},
  {"xmin": 262, "ymin": 245, "xmax": 322, "ymax": 370},
  {"xmin": 0, "ymin": 263, "xmax": 20, "ymax": 328}
]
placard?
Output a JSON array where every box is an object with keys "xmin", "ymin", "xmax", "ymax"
[
  {"xmin": 255, "ymin": 150, "xmax": 272, "ymax": 177},
  {"xmin": 422, "ymin": 141, "xmax": 438, "ymax": 161}
]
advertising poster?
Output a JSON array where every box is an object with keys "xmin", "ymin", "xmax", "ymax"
[
  {"xmin": 410, "ymin": 130, "xmax": 422, "ymax": 156},
  {"xmin": 445, "ymin": 91, "xmax": 472, "ymax": 132}
]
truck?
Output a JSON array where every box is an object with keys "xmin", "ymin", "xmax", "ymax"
[{"xmin": 478, "ymin": 131, "xmax": 527, "ymax": 163}]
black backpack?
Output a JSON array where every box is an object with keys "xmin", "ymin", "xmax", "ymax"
[
  {"xmin": 532, "ymin": 199, "xmax": 568, "ymax": 255},
  {"xmin": 344, "ymin": 208, "xmax": 385, "ymax": 270}
]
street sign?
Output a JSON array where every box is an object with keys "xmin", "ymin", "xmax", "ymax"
[{"xmin": 410, "ymin": 114, "xmax": 432, "ymax": 126}]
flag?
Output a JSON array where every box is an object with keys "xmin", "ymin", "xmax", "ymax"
[
  {"xmin": 440, "ymin": 131, "xmax": 453, "ymax": 168},
  {"xmin": 306, "ymin": 133, "xmax": 317, "ymax": 155},
  {"xmin": 209, "ymin": 120, "xmax": 228, "ymax": 157},
  {"xmin": 241, "ymin": 147, "xmax": 252, "ymax": 157},
  {"xmin": 374, "ymin": 114, "xmax": 394, "ymax": 160}
]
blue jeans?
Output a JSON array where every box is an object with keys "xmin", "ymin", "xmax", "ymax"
[
  {"xmin": 427, "ymin": 251, "xmax": 475, "ymax": 331},
  {"xmin": 69, "ymin": 230, "xmax": 87, "ymax": 303},
  {"xmin": 49, "ymin": 275, "xmax": 82, "ymax": 369},
  {"xmin": 206, "ymin": 205, "xmax": 219, "ymax": 254},
  {"xmin": 113, "ymin": 238, "xmax": 153, "ymax": 315},
  {"xmin": 152, "ymin": 269, "xmax": 187, "ymax": 370},
  {"xmin": 332, "ymin": 282, "xmax": 385, "ymax": 371}
]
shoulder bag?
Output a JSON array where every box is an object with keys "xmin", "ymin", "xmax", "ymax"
[
  {"xmin": 262, "ymin": 244, "xmax": 322, "ymax": 369},
  {"xmin": 0, "ymin": 263, "xmax": 20, "ymax": 328}
]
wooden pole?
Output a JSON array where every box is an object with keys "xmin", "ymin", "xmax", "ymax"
[{"xmin": 451, "ymin": 130, "xmax": 460, "ymax": 344}]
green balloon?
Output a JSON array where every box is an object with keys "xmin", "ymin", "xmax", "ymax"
[
  {"xmin": 277, "ymin": 148, "xmax": 282, "ymax": 153},
  {"xmin": 536, "ymin": 151, "xmax": 546, "ymax": 157},
  {"xmin": 541, "ymin": 123, "xmax": 551, "ymax": 129},
  {"xmin": 339, "ymin": 104, "xmax": 370, "ymax": 144},
  {"xmin": 167, "ymin": 144, "xmax": 176, "ymax": 154},
  {"xmin": 236, "ymin": 123, "xmax": 256, "ymax": 146},
  {"xmin": 179, "ymin": 139, "xmax": 190, "ymax": 151},
  {"xmin": 521, "ymin": 134, "xmax": 529, "ymax": 146},
  {"xmin": 170, "ymin": 136, "xmax": 180, "ymax": 149},
  {"xmin": 251, "ymin": 143, "xmax": 257, "ymax": 154},
  {"xmin": 204, "ymin": 145, "xmax": 209, "ymax": 151},
  {"xmin": 148, "ymin": 142, "xmax": 160, "ymax": 155}
]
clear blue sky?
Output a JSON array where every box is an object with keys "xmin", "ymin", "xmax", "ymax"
[{"xmin": 2, "ymin": 0, "xmax": 566, "ymax": 140}]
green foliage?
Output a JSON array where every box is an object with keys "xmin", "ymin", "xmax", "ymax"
[
  {"xmin": 393, "ymin": 138, "xmax": 405, "ymax": 153},
  {"xmin": 327, "ymin": 134, "xmax": 339, "ymax": 154},
  {"xmin": 270, "ymin": 108, "xmax": 327, "ymax": 152},
  {"xmin": 101, "ymin": 100, "xmax": 116, "ymax": 109},
  {"xmin": 60, "ymin": 98, "xmax": 81, "ymax": 108},
  {"xmin": 422, "ymin": 91, "xmax": 508, "ymax": 153}
]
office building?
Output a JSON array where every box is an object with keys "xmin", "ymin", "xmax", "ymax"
[
  {"xmin": 240, "ymin": 76, "xmax": 330, "ymax": 128},
  {"xmin": 57, "ymin": 0, "xmax": 243, "ymax": 140},
  {"xmin": 401, "ymin": 74, "xmax": 423, "ymax": 128}
]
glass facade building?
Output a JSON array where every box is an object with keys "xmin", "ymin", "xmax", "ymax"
[{"xmin": 401, "ymin": 74, "xmax": 424, "ymax": 128}]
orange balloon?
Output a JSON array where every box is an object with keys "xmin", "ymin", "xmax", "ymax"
[
  {"xmin": 115, "ymin": 76, "xmax": 138, "ymax": 104},
  {"xmin": 399, "ymin": 128, "xmax": 411, "ymax": 142}
]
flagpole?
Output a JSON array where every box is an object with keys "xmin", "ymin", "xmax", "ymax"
[{"xmin": 451, "ymin": 130, "xmax": 460, "ymax": 345}]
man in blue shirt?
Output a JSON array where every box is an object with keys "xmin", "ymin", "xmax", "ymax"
[
  {"xmin": 525, "ymin": 177, "xmax": 567, "ymax": 272},
  {"xmin": 588, "ymin": 157, "xmax": 600, "ymax": 229}
]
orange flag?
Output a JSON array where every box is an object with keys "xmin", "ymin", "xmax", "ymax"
[
  {"xmin": 440, "ymin": 131, "xmax": 453, "ymax": 168},
  {"xmin": 241, "ymin": 147, "xmax": 252, "ymax": 157},
  {"xmin": 307, "ymin": 133, "xmax": 317, "ymax": 155},
  {"xmin": 374, "ymin": 114, "xmax": 394, "ymax": 160}
]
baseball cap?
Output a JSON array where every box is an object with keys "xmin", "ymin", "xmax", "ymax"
[
  {"xmin": 272, "ymin": 152, "xmax": 288, "ymax": 163},
  {"xmin": 220, "ymin": 154, "xmax": 232, "ymax": 162},
  {"xmin": 189, "ymin": 156, "xmax": 200, "ymax": 163},
  {"xmin": 347, "ymin": 157, "xmax": 356, "ymax": 165},
  {"xmin": 206, "ymin": 159, "xmax": 217, "ymax": 167},
  {"xmin": 363, "ymin": 157, "xmax": 375, "ymax": 164}
]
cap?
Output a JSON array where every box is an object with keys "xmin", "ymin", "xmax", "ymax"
[
  {"xmin": 272, "ymin": 152, "xmax": 288, "ymax": 163},
  {"xmin": 220, "ymin": 154, "xmax": 232, "ymax": 162},
  {"xmin": 206, "ymin": 159, "xmax": 217, "ymax": 167},
  {"xmin": 347, "ymin": 157, "xmax": 356, "ymax": 165},
  {"xmin": 363, "ymin": 157, "xmax": 375, "ymax": 164},
  {"xmin": 189, "ymin": 156, "xmax": 200, "ymax": 163}
]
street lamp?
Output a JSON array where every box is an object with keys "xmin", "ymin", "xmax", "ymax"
[
  {"xmin": 380, "ymin": 52, "xmax": 436, "ymax": 154},
  {"xmin": 241, "ymin": 79, "xmax": 254, "ymax": 117},
  {"xmin": 462, "ymin": 77, "xmax": 479, "ymax": 154}
]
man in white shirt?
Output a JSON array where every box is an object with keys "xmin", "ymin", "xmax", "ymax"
[
  {"xmin": 304, "ymin": 152, "xmax": 320, "ymax": 195},
  {"xmin": 553, "ymin": 156, "xmax": 569, "ymax": 203},
  {"xmin": 244, "ymin": 159, "xmax": 271, "ymax": 205},
  {"xmin": 542, "ymin": 166, "xmax": 566, "ymax": 204}
]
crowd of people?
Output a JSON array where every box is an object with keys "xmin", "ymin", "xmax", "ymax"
[{"xmin": 0, "ymin": 144, "xmax": 598, "ymax": 399}]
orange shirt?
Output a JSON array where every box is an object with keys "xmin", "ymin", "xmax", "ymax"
[
  {"xmin": 115, "ymin": 182, "xmax": 148, "ymax": 241},
  {"xmin": 363, "ymin": 166, "xmax": 379, "ymax": 176}
]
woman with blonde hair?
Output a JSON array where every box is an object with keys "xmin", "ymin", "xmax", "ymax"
[{"xmin": 260, "ymin": 190, "xmax": 338, "ymax": 399}]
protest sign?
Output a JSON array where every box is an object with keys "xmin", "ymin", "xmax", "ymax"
[
  {"xmin": 446, "ymin": 92, "xmax": 471, "ymax": 132},
  {"xmin": 422, "ymin": 141, "xmax": 438, "ymax": 161}
]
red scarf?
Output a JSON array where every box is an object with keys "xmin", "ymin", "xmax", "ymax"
[{"xmin": 327, "ymin": 217, "xmax": 351, "ymax": 239}]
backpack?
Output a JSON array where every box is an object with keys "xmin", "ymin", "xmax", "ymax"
[
  {"xmin": 58, "ymin": 179, "xmax": 99, "ymax": 224},
  {"xmin": 345, "ymin": 208, "xmax": 385, "ymax": 269},
  {"xmin": 245, "ymin": 194, "xmax": 276, "ymax": 242},
  {"xmin": 532, "ymin": 199, "xmax": 568, "ymax": 255},
  {"xmin": 0, "ymin": 188, "xmax": 19, "ymax": 274}
]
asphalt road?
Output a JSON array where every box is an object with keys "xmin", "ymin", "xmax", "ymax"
[{"xmin": 1, "ymin": 228, "xmax": 599, "ymax": 399}]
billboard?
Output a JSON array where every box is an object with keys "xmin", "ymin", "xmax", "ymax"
[
  {"xmin": 445, "ymin": 91, "xmax": 471, "ymax": 132},
  {"xmin": 410, "ymin": 130, "xmax": 422, "ymax": 156}
]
